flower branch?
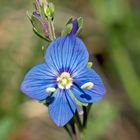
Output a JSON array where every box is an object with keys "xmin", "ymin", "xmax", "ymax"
[{"xmin": 20, "ymin": 0, "xmax": 106, "ymax": 140}]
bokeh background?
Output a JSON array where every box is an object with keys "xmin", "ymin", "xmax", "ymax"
[{"xmin": 0, "ymin": 0, "xmax": 140, "ymax": 140}]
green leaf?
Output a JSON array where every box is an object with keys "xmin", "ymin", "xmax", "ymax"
[{"xmin": 61, "ymin": 24, "xmax": 73, "ymax": 36}]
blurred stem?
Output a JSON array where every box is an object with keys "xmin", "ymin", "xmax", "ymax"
[
  {"xmin": 64, "ymin": 125, "xmax": 72, "ymax": 138},
  {"xmin": 87, "ymin": 104, "xmax": 92, "ymax": 114},
  {"xmin": 70, "ymin": 123, "xmax": 80, "ymax": 140},
  {"xmin": 83, "ymin": 104, "xmax": 92, "ymax": 128},
  {"xmin": 75, "ymin": 112, "xmax": 83, "ymax": 132},
  {"xmin": 83, "ymin": 106, "xmax": 88, "ymax": 128},
  {"xmin": 48, "ymin": 19, "xmax": 56, "ymax": 40},
  {"xmin": 108, "ymin": 29, "xmax": 140, "ymax": 113}
]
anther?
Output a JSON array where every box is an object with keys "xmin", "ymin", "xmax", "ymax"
[
  {"xmin": 46, "ymin": 87, "xmax": 56, "ymax": 93},
  {"xmin": 81, "ymin": 82, "xmax": 94, "ymax": 89}
]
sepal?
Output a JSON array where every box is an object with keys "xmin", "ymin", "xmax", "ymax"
[
  {"xmin": 32, "ymin": 13, "xmax": 48, "ymax": 35},
  {"xmin": 87, "ymin": 62, "xmax": 93, "ymax": 68},
  {"xmin": 76, "ymin": 17, "xmax": 84, "ymax": 35},
  {"xmin": 62, "ymin": 17, "xmax": 84, "ymax": 36},
  {"xmin": 33, "ymin": 27, "xmax": 50, "ymax": 42},
  {"xmin": 61, "ymin": 24, "xmax": 73, "ymax": 36}
]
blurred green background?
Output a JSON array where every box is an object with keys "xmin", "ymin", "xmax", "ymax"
[{"xmin": 0, "ymin": 0, "xmax": 140, "ymax": 140}]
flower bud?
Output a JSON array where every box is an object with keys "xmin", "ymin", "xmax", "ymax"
[
  {"xmin": 44, "ymin": 2, "xmax": 55, "ymax": 20},
  {"xmin": 87, "ymin": 62, "xmax": 93, "ymax": 68},
  {"xmin": 62, "ymin": 17, "xmax": 83, "ymax": 36}
]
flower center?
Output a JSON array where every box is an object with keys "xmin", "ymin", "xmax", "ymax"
[{"xmin": 57, "ymin": 72, "xmax": 73, "ymax": 89}]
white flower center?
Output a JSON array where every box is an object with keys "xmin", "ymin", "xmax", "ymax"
[{"xmin": 57, "ymin": 72, "xmax": 73, "ymax": 89}]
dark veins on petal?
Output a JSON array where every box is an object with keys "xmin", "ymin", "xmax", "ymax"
[{"xmin": 73, "ymin": 82, "xmax": 92, "ymax": 100}]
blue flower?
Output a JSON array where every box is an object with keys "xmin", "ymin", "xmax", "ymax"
[{"xmin": 20, "ymin": 35, "xmax": 106, "ymax": 127}]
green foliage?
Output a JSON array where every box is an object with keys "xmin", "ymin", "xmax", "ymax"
[
  {"xmin": 0, "ymin": 0, "xmax": 140, "ymax": 140},
  {"xmin": 0, "ymin": 118, "xmax": 16, "ymax": 140},
  {"xmin": 90, "ymin": 0, "xmax": 140, "ymax": 114},
  {"xmin": 83, "ymin": 101, "xmax": 119, "ymax": 139},
  {"xmin": 62, "ymin": 24, "xmax": 73, "ymax": 36}
]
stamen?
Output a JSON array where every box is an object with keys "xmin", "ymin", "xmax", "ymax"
[
  {"xmin": 81, "ymin": 82, "xmax": 94, "ymax": 89},
  {"xmin": 57, "ymin": 72, "xmax": 73, "ymax": 89},
  {"xmin": 46, "ymin": 87, "xmax": 56, "ymax": 93}
]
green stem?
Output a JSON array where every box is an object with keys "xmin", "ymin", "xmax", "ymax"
[
  {"xmin": 64, "ymin": 125, "xmax": 72, "ymax": 138},
  {"xmin": 108, "ymin": 29, "xmax": 140, "ymax": 113},
  {"xmin": 51, "ymin": 21, "xmax": 56, "ymax": 39},
  {"xmin": 48, "ymin": 19, "xmax": 56, "ymax": 40},
  {"xmin": 83, "ymin": 106, "xmax": 87, "ymax": 128},
  {"xmin": 75, "ymin": 112, "xmax": 83, "ymax": 132},
  {"xmin": 83, "ymin": 104, "xmax": 92, "ymax": 128},
  {"xmin": 70, "ymin": 123, "xmax": 80, "ymax": 140}
]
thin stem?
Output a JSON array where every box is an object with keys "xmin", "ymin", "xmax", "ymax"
[
  {"xmin": 83, "ymin": 104, "xmax": 92, "ymax": 128},
  {"xmin": 48, "ymin": 19, "xmax": 56, "ymax": 40},
  {"xmin": 83, "ymin": 106, "xmax": 87, "ymax": 128},
  {"xmin": 64, "ymin": 125, "xmax": 72, "ymax": 138},
  {"xmin": 50, "ymin": 21, "xmax": 56, "ymax": 39},
  {"xmin": 70, "ymin": 123, "xmax": 80, "ymax": 140},
  {"xmin": 75, "ymin": 112, "xmax": 83, "ymax": 132}
]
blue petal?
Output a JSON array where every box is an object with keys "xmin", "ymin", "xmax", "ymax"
[
  {"xmin": 71, "ymin": 68, "xmax": 106, "ymax": 103},
  {"xmin": 45, "ymin": 36, "xmax": 89, "ymax": 74},
  {"xmin": 20, "ymin": 63, "xmax": 57, "ymax": 101},
  {"xmin": 48, "ymin": 89, "xmax": 77, "ymax": 127}
]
